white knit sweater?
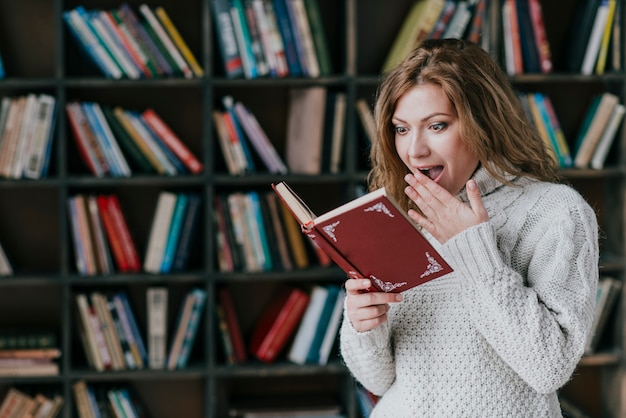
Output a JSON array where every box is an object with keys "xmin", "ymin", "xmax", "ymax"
[{"xmin": 340, "ymin": 167, "xmax": 599, "ymax": 417}]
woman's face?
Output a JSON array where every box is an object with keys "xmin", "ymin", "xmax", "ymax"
[{"xmin": 393, "ymin": 83, "xmax": 479, "ymax": 196}]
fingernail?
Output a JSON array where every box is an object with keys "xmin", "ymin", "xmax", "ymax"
[
  {"xmin": 363, "ymin": 280, "xmax": 370, "ymax": 288},
  {"xmin": 395, "ymin": 294, "xmax": 403, "ymax": 302},
  {"xmin": 467, "ymin": 180, "xmax": 476, "ymax": 190},
  {"xmin": 404, "ymin": 174, "xmax": 412, "ymax": 182}
]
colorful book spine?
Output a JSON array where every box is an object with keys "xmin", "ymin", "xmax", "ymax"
[
  {"xmin": 160, "ymin": 193, "xmax": 189, "ymax": 273},
  {"xmin": 176, "ymin": 288, "xmax": 207, "ymax": 368}
]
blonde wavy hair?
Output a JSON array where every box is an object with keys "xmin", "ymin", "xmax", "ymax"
[{"xmin": 368, "ymin": 38, "xmax": 559, "ymax": 212}]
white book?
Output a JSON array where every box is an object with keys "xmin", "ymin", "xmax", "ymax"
[
  {"xmin": 290, "ymin": 0, "xmax": 320, "ymax": 77},
  {"xmin": 144, "ymin": 192, "xmax": 178, "ymax": 273},
  {"xmin": 75, "ymin": 294, "xmax": 105, "ymax": 372},
  {"xmin": 90, "ymin": 102, "xmax": 131, "ymax": 176},
  {"xmin": 590, "ymin": 103, "xmax": 625, "ymax": 169},
  {"xmin": 23, "ymin": 94, "xmax": 56, "ymax": 179},
  {"xmin": 330, "ymin": 93, "xmax": 347, "ymax": 174},
  {"xmin": 147, "ymin": 287, "xmax": 169, "ymax": 369},
  {"xmin": 66, "ymin": 8, "xmax": 123, "ymax": 79},
  {"xmin": 89, "ymin": 11, "xmax": 141, "ymax": 79},
  {"xmin": 139, "ymin": 4, "xmax": 193, "ymax": 79},
  {"xmin": 581, "ymin": 0, "xmax": 611, "ymax": 75},
  {"xmin": 288, "ymin": 286, "xmax": 328, "ymax": 365}
]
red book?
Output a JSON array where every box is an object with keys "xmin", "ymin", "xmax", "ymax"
[
  {"xmin": 97, "ymin": 195, "xmax": 141, "ymax": 272},
  {"xmin": 218, "ymin": 287, "xmax": 247, "ymax": 363},
  {"xmin": 272, "ymin": 182, "xmax": 453, "ymax": 293},
  {"xmin": 66, "ymin": 102, "xmax": 109, "ymax": 177},
  {"xmin": 141, "ymin": 109, "xmax": 204, "ymax": 174},
  {"xmin": 528, "ymin": 0, "xmax": 552, "ymax": 73},
  {"xmin": 97, "ymin": 195, "xmax": 129, "ymax": 272},
  {"xmin": 249, "ymin": 286, "xmax": 310, "ymax": 363}
]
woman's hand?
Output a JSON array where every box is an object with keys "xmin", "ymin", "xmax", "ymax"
[
  {"xmin": 344, "ymin": 274, "xmax": 403, "ymax": 333},
  {"xmin": 404, "ymin": 172, "xmax": 489, "ymax": 243}
]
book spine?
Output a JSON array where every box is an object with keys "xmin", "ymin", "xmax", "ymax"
[
  {"xmin": 272, "ymin": 0, "xmax": 302, "ymax": 76},
  {"xmin": 65, "ymin": 102, "xmax": 108, "ymax": 177},
  {"xmin": 96, "ymin": 195, "xmax": 129, "ymax": 272},
  {"xmin": 143, "ymin": 191, "xmax": 178, "ymax": 273},
  {"xmin": 106, "ymin": 195, "xmax": 141, "ymax": 272},
  {"xmin": 23, "ymin": 94, "xmax": 56, "ymax": 179},
  {"xmin": 230, "ymin": 0, "xmax": 259, "ymax": 79}
]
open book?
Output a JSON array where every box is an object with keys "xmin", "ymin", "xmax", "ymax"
[{"xmin": 272, "ymin": 182, "xmax": 453, "ymax": 292}]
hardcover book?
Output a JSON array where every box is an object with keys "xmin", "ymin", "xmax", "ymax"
[{"xmin": 272, "ymin": 182, "xmax": 453, "ymax": 293}]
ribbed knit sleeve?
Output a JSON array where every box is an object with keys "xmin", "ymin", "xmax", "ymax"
[{"xmin": 443, "ymin": 185, "xmax": 598, "ymax": 393}]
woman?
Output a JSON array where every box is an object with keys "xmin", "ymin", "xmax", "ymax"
[{"xmin": 340, "ymin": 39, "xmax": 599, "ymax": 417}]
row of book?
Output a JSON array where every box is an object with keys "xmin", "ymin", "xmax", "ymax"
[
  {"xmin": 64, "ymin": 4, "xmax": 202, "ymax": 79},
  {"xmin": 218, "ymin": 283, "xmax": 344, "ymax": 366},
  {"xmin": 75, "ymin": 287, "xmax": 206, "ymax": 372},
  {"xmin": 0, "ymin": 388, "xmax": 63, "ymax": 418},
  {"xmin": 214, "ymin": 190, "xmax": 330, "ymax": 274},
  {"xmin": 382, "ymin": 0, "xmax": 490, "ymax": 72},
  {"xmin": 564, "ymin": 0, "xmax": 623, "ymax": 75},
  {"xmin": 585, "ymin": 276, "xmax": 622, "ymax": 355},
  {"xmin": 73, "ymin": 380, "xmax": 147, "ymax": 418},
  {"xmin": 520, "ymin": 91, "xmax": 625, "ymax": 170},
  {"xmin": 67, "ymin": 101, "xmax": 203, "ymax": 178},
  {"xmin": 212, "ymin": 0, "xmax": 331, "ymax": 79},
  {"xmin": 214, "ymin": 87, "xmax": 347, "ymax": 176},
  {"xmin": 501, "ymin": 0, "xmax": 552, "ymax": 75},
  {"xmin": 0, "ymin": 328, "xmax": 60, "ymax": 378},
  {"xmin": 0, "ymin": 94, "xmax": 57, "ymax": 180}
]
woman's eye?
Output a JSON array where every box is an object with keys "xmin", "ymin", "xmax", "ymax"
[
  {"xmin": 394, "ymin": 126, "xmax": 408, "ymax": 135},
  {"xmin": 430, "ymin": 122, "xmax": 447, "ymax": 132}
]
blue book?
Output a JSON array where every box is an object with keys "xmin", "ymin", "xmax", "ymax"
[
  {"xmin": 248, "ymin": 191, "xmax": 273, "ymax": 271},
  {"xmin": 172, "ymin": 193, "xmax": 202, "ymax": 272},
  {"xmin": 161, "ymin": 193, "xmax": 189, "ymax": 273},
  {"xmin": 211, "ymin": 0, "xmax": 245, "ymax": 78},
  {"xmin": 0, "ymin": 50, "xmax": 4, "ymax": 79},
  {"xmin": 117, "ymin": 290, "xmax": 148, "ymax": 367},
  {"xmin": 176, "ymin": 288, "xmax": 207, "ymax": 368},
  {"xmin": 305, "ymin": 285, "xmax": 340, "ymax": 363},
  {"xmin": 82, "ymin": 102, "xmax": 126, "ymax": 177},
  {"xmin": 68, "ymin": 197, "xmax": 88, "ymax": 275},
  {"xmin": 38, "ymin": 96, "xmax": 58, "ymax": 179},
  {"xmin": 272, "ymin": 0, "xmax": 302, "ymax": 76}
]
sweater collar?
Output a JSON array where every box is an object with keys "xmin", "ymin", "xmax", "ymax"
[{"xmin": 456, "ymin": 165, "xmax": 517, "ymax": 203}]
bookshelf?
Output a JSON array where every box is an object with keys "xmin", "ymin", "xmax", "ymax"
[{"xmin": 0, "ymin": 0, "xmax": 624, "ymax": 417}]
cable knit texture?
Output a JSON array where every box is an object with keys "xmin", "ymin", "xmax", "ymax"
[{"xmin": 340, "ymin": 167, "xmax": 599, "ymax": 417}]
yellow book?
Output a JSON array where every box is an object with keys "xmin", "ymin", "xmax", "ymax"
[
  {"xmin": 381, "ymin": 0, "xmax": 445, "ymax": 73},
  {"xmin": 155, "ymin": 7, "xmax": 204, "ymax": 77},
  {"xmin": 595, "ymin": 0, "xmax": 617, "ymax": 74},
  {"xmin": 526, "ymin": 93, "xmax": 558, "ymax": 164}
]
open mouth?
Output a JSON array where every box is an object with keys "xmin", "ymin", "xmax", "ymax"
[{"xmin": 418, "ymin": 166, "xmax": 443, "ymax": 181}]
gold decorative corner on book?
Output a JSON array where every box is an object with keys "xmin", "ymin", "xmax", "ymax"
[
  {"xmin": 370, "ymin": 275, "xmax": 408, "ymax": 292},
  {"xmin": 420, "ymin": 252, "xmax": 443, "ymax": 278}
]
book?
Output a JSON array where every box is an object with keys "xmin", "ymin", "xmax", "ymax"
[
  {"xmin": 171, "ymin": 193, "xmax": 202, "ymax": 272},
  {"xmin": 138, "ymin": 4, "xmax": 194, "ymax": 79},
  {"xmin": 381, "ymin": 0, "xmax": 445, "ymax": 73},
  {"xmin": 160, "ymin": 193, "xmax": 189, "ymax": 273},
  {"xmin": 175, "ymin": 288, "xmax": 207, "ymax": 368},
  {"xmin": 594, "ymin": 0, "xmax": 617, "ymax": 74},
  {"xmin": 272, "ymin": 0, "xmax": 303, "ymax": 76},
  {"xmin": 249, "ymin": 286, "xmax": 310, "ymax": 362},
  {"xmin": 211, "ymin": 0, "xmax": 245, "ymax": 78},
  {"xmin": 166, "ymin": 290, "xmax": 196, "ymax": 370},
  {"xmin": 305, "ymin": 284, "xmax": 341, "ymax": 364},
  {"xmin": 217, "ymin": 287, "xmax": 247, "ymax": 364},
  {"xmin": 564, "ymin": 0, "xmax": 603, "ymax": 72},
  {"xmin": 317, "ymin": 287, "xmax": 345, "ymax": 365},
  {"xmin": 147, "ymin": 286, "xmax": 168, "ymax": 369},
  {"xmin": 355, "ymin": 98, "xmax": 376, "ymax": 144},
  {"xmin": 574, "ymin": 92, "xmax": 620, "ymax": 168},
  {"xmin": 287, "ymin": 285, "xmax": 328, "ymax": 365},
  {"xmin": 589, "ymin": 102, "xmax": 625, "ymax": 169},
  {"xmin": 155, "ymin": 6, "xmax": 204, "ymax": 77},
  {"xmin": 272, "ymin": 182, "xmax": 453, "ymax": 292},
  {"xmin": 285, "ymin": 86, "xmax": 326, "ymax": 174},
  {"xmin": 91, "ymin": 291, "xmax": 126, "ymax": 370},
  {"xmin": 581, "ymin": 0, "xmax": 611, "ymax": 75},
  {"xmin": 113, "ymin": 291, "xmax": 148, "ymax": 369},
  {"xmin": 585, "ymin": 276, "xmax": 622, "ymax": 354},
  {"xmin": 144, "ymin": 191, "xmax": 177, "ymax": 273},
  {"xmin": 0, "ymin": 241, "xmax": 12, "ymax": 276},
  {"xmin": 141, "ymin": 108, "xmax": 203, "ymax": 174}
]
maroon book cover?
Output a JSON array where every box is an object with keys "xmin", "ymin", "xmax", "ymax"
[{"xmin": 273, "ymin": 182, "xmax": 453, "ymax": 293}]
